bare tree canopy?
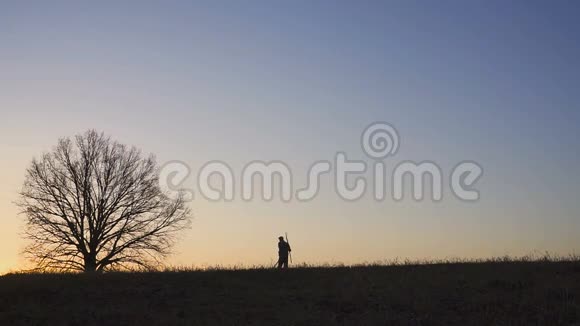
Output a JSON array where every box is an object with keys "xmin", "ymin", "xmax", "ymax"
[{"xmin": 18, "ymin": 130, "xmax": 191, "ymax": 272}]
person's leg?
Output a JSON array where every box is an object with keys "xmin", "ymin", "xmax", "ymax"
[
  {"xmin": 277, "ymin": 256, "xmax": 283, "ymax": 269},
  {"xmin": 282, "ymin": 256, "xmax": 288, "ymax": 269}
]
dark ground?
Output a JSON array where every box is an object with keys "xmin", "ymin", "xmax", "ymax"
[{"xmin": 1, "ymin": 260, "xmax": 579, "ymax": 325}]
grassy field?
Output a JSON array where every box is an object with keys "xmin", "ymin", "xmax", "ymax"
[{"xmin": 1, "ymin": 258, "xmax": 579, "ymax": 325}]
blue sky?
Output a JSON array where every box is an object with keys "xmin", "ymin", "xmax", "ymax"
[{"xmin": 0, "ymin": 1, "xmax": 579, "ymax": 271}]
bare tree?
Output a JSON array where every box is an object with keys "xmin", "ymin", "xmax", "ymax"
[{"xmin": 18, "ymin": 130, "xmax": 191, "ymax": 273}]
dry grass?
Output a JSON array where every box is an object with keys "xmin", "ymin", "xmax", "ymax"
[{"xmin": 1, "ymin": 255, "xmax": 579, "ymax": 325}]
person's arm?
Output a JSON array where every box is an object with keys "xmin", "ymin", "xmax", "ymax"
[{"xmin": 287, "ymin": 243, "xmax": 291, "ymax": 252}]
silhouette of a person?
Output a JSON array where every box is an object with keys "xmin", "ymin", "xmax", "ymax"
[{"xmin": 277, "ymin": 236, "xmax": 291, "ymax": 269}]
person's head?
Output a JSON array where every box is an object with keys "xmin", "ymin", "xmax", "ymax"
[{"xmin": 278, "ymin": 236, "xmax": 284, "ymax": 241}]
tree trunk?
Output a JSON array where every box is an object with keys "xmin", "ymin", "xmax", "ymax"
[{"xmin": 84, "ymin": 254, "xmax": 97, "ymax": 273}]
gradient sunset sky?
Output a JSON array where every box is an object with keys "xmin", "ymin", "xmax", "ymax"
[{"xmin": 1, "ymin": 1, "xmax": 579, "ymax": 273}]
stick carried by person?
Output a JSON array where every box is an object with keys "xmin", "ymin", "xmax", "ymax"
[{"xmin": 285, "ymin": 232, "xmax": 292, "ymax": 264}]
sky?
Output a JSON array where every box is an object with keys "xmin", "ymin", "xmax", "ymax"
[{"xmin": 1, "ymin": 1, "xmax": 579, "ymax": 273}]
